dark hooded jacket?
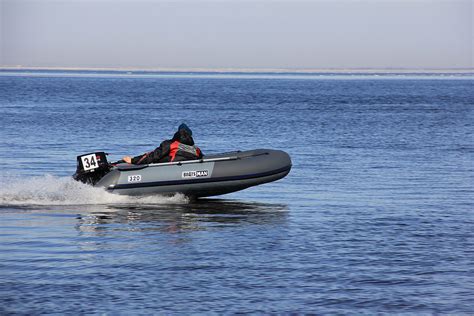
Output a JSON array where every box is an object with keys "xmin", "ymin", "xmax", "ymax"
[{"xmin": 131, "ymin": 129, "xmax": 203, "ymax": 165}]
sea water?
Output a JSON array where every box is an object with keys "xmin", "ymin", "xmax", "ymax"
[{"xmin": 0, "ymin": 70, "xmax": 473, "ymax": 314}]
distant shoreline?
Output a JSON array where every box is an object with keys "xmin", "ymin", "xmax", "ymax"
[{"xmin": 1, "ymin": 66, "xmax": 473, "ymax": 74}]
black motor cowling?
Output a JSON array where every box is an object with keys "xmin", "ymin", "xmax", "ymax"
[{"xmin": 73, "ymin": 152, "xmax": 111, "ymax": 185}]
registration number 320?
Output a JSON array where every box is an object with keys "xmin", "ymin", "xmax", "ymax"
[{"xmin": 127, "ymin": 175, "xmax": 142, "ymax": 183}]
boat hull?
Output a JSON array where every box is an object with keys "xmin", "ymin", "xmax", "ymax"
[{"xmin": 95, "ymin": 149, "xmax": 291, "ymax": 197}]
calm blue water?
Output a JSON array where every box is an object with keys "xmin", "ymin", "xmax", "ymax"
[{"xmin": 0, "ymin": 71, "xmax": 473, "ymax": 314}]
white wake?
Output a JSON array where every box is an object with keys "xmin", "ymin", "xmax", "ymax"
[{"xmin": 0, "ymin": 174, "xmax": 188, "ymax": 206}]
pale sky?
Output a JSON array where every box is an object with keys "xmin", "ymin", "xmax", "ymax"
[{"xmin": 1, "ymin": 0, "xmax": 472, "ymax": 69}]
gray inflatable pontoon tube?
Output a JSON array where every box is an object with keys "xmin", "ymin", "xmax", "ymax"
[{"xmin": 95, "ymin": 149, "xmax": 292, "ymax": 198}]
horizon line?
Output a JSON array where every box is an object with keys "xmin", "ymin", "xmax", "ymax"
[{"xmin": 1, "ymin": 65, "xmax": 473, "ymax": 74}]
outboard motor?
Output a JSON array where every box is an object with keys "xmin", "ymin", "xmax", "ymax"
[{"xmin": 73, "ymin": 152, "xmax": 111, "ymax": 185}]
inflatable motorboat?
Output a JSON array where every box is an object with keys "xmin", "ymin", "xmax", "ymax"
[{"xmin": 73, "ymin": 149, "xmax": 291, "ymax": 198}]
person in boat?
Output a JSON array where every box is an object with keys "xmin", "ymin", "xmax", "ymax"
[{"xmin": 122, "ymin": 123, "xmax": 203, "ymax": 165}]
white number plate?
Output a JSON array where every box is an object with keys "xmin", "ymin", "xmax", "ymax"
[
  {"xmin": 81, "ymin": 154, "xmax": 99, "ymax": 171},
  {"xmin": 128, "ymin": 175, "xmax": 142, "ymax": 183}
]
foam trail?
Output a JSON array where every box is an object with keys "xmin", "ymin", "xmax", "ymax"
[{"xmin": 0, "ymin": 174, "xmax": 188, "ymax": 206}]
